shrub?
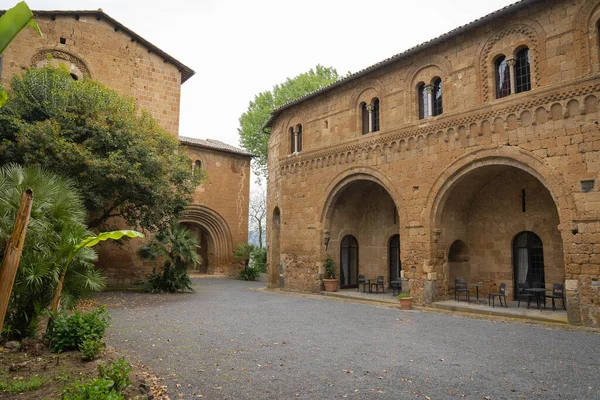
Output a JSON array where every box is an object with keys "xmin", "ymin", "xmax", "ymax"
[
  {"xmin": 61, "ymin": 378, "xmax": 123, "ymax": 400},
  {"xmin": 251, "ymin": 247, "xmax": 267, "ymax": 273},
  {"xmin": 143, "ymin": 266, "xmax": 193, "ymax": 293},
  {"xmin": 79, "ymin": 338, "xmax": 104, "ymax": 361},
  {"xmin": 324, "ymin": 257, "xmax": 336, "ymax": 279},
  {"xmin": 46, "ymin": 306, "xmax": 110, "ymax": 353},
  {"xmin": 238, "ymin": 266, "xmax": 260, "ymax": 281},
  {"xmin": 139, "ymin": 223, "xmax": 199, "ymax": 293},
  {"xmin": 98, "ymin": 359, "xmax": 132, "ymax": 392}
]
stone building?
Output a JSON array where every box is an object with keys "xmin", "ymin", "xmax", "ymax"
[
  {"xmin": 265, "ymin": 0, "xmax": 600, "ymax": 327},
  {"xmin": 179, "ymin": 137, "xmax": 253, "ymax": 275},
  {"xmin": 1, "ymin": 10, "xmax": 251, "ymax": 281}
]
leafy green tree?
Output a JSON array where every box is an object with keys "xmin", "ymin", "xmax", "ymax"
[
  {"xmin": 238, "ymin": 65, "xmax": 342, "ymax": 180},
  {"xmin": 0, "ymin": 1, "xmax": 42, "ymax": 107},
  {"xmin": 0, "ymin": 164, "xmax": 104, "ymax": 338},
  {"xmin": 0, "ymin": 65, "xmax": 202, "ymax": 232},
  {"xmin": 139, "ymin": 222, "xmax": 200, "ymax": 293}
]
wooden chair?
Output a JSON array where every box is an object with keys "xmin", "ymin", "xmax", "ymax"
[
  {"xmin": 544, "ymin": 284, "xmax": 566, "ymax": 311},
  {"xmin": 370, "ymin": 276, "xmax": 384, "ymax": 294},
  {"xmin": 454, "ymin": 278, "xmax": 470, "ymax": 302},
  {"xmin": 517, "ymin": 282, "xmax": 534, "ymax": 309},
  {"xmin": 488, "ymin": 282, "xmax": 508, "ymax": 308}
]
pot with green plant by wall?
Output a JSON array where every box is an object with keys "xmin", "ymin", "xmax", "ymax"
[
  {"xmin": 397, "ymin": 293, "xmax": 413, "ymax": 310},
  {"xmin": 322, "ymin": 256, "xmax": 338, "ymax": 292}
]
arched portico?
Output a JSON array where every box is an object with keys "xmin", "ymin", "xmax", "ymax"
[
  {"xmin": 426, "ymin": 149, "xmax": 572, "ymax": 308},
  {"xmin": 320, "ymin": 169, "xmax": 403, "ymax": 288},
  {"xmin": 179, "ymin": 205, "xmax": 234, "ymax": 275}
]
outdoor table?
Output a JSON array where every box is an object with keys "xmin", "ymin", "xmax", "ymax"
[
  {"xmin": 525, "ymin": 288, "xmax": 550, "ymax": 311},
  {"xmin": 364, "ymin": 278, "xmax": 384, "ymax": 293},
  {"xmin": 467, "ymin": 283, "xmax": 486, "ymax": 305}
]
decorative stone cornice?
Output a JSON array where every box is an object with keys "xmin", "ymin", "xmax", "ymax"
[{"xmin": 278, "ymin": 79, "xmax": 600, "ymax": 175}]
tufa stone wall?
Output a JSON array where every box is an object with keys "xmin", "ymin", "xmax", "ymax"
[
  {"xmin": 1, "ymin": 14, "xmax": 183, "ymax": 136},
  {"xmin": 267, "ymin": 0, "xmax": 600, "ymax": 326},
  {"xmin": 182, "ymin": 146, "xmax": 252, "ymax": 276}
]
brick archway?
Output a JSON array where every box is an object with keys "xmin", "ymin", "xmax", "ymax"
[{"xmin": 179, "ymin": 205, "xmax": 233, "ymax": 274}]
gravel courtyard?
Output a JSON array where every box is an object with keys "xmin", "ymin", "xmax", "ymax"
[{"xmin": 101, "ymin": 278, "xmax": 600, "ymax": 399}]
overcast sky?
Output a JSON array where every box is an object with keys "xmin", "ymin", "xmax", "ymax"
[{"xmin": 19, "ymin": 0, "xmax": 516, "ymax": 187}]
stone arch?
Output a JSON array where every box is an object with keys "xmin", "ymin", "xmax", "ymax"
[
  {"xmin": 574, "ymin": 0, "xmax": 600, "ymax": 74},
  {"xmin": 320, "ymin": 168, "xmax": 403, "ymax": 286},
  {"xmin": 31, "ymin": 49, "xmax": 92, "ymax": 79},
  {"xmin": 476, "ymin": 21, "xmax": 546, "ymax": 102},
  {"xmin": 425, "ymin": 146, "xmax": 577, "ymax": 238},
  {"xmin": 320, "ymin": 167, "xmax": 406, "ymax": 232},
  {"xmin": 179, "ymin": 205, "xmax": 234, "ymax": 274}
]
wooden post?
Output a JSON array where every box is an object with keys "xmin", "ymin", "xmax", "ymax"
[{"xmin": 0, "ymin": 189, "xmax": 33, "ymax": 333}]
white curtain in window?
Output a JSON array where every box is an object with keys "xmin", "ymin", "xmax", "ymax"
[
  {"xmin": 517, "ymin": 248, "xmax": 528, "ymax": 284},
  {"xmin": 341, "ymin": 250, "xmax": 349, "ymax": 286}
]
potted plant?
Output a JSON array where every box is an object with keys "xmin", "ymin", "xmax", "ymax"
[
  {"xmin": 322, "ymin": 257, "xmax": 338, "ymax": 292},
  {"xmin": 397, "ymin": 293, "xmax": 413, "ymax": 310}
]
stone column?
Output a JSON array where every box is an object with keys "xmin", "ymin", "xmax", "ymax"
[
  {"xmin": 425, "ymin": 85, "xmax": 433, "ymax": 118},
  {"xmin": 506, "ymin": 57, "xmax": 516, "ymax": 95},
  {"xmin": 293, "ymin": 126, "xmax": 300, "ymax": 153},
  {"xmin": 366, "ymin": 104, "xmax": 374, "ymax": 133},
  {"xmin": 565, "ymin": 279, "xmax": 582, "ymax": 324}
]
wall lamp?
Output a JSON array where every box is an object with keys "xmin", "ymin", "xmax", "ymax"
[{"xmin": 324, "ymin": 234, "xmax": 331, "ymax": 250}]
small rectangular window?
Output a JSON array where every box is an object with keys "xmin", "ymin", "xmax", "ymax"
[{"xmin": 60, "ymin": 37, "xmax": 67, "ymax": 44}]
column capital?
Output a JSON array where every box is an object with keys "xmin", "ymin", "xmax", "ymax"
[
  {"xmin": 506, "ymin": 57, "xmax": 516, "ymax": 67},
  {"xmin": 293, "ymin": 126, "xmax": 300, "ymax": 134},
  {"xmin": 424, "ymin": 84, "xmax": 433, "ymax": 94},
  {"xmin": 366, "ymin": 104, "xmax": 375, "ymax": 112}
]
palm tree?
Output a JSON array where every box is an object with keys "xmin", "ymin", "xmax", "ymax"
[
  {"xmin": 139, "ymin": 222, "xmax": 200, "ymax": 293},
  {"xmin": 0, "ymin": 164, "xmax": 105, "ymax": 338}
]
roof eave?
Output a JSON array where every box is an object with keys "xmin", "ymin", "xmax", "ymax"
[
  {"xmin": 180, "ymin": 139, "xmax": 256, "ymax": 158},
  {"xmin": 28, "ymin": 10, "xmax": 195, "ymax": 83}
]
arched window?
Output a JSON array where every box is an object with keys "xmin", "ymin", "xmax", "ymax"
[
  {"xmin": 432, "ymin": 78, "xmax": 443, "ymax": 116},
  {"xmin": 296, "ymin": 124, "xmax": 302, "ymax": 152},
  {"xmin": 372, "ymin": 98, "xmax": 380, "ymax": 132},
  {"xmin": 361, "ymin": 102, "xmax": 369, "ymax": 135},
  {"xmin": 194, "ymin": 160, "xmax": 202, "ymax": 170},
  {"xmin": 495, "ymin": 55, "xmax": 511, "ymax": 99},
  {"xmin": 515, "ymin": 48, "xmax": 531, "ymax": 94},
  {"xmin": 289, "ymin": 127, "xmax": 295, "ymax": 154},
  {"xmin": 418, "ymin": 83, "xmax": 429, "ymax": 119}
]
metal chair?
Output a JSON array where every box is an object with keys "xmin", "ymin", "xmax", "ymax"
[
  {"xmin": 545, "ymin": 284, "xmax": 566, "ymax": 311},
  {"xmin": 357, "ymin": 275, "xmax": 368, "ymax": 293},
  {"xmin": 488, "ymin": 282, "xmax": 508, "ymax": 308},
  {"xmin": 370, "ymin": 276, "xmax": 384, "ymax": 294},
  {"xmin": 517, "ymin": 282, "xmax": 534, "ymax": 309},
  {"xmin": 390, "ymin": 280, "xmax": 402, "ymax": 297},
  {"xmin": 454, "ymin": 278, "xmax": 470, "ymax": 302}
]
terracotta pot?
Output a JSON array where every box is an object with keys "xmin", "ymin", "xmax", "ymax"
[
  {"xmin": 323, "ymin": 279, "xmax": 338, "ymax": 292},
  {"xmin": 399, "ymin": 297, "xmax": 413, "ymax": 310}
]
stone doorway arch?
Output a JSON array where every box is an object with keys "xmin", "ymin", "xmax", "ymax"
[
  {"xmin": 320, "ymin": 171, "xmax": 402, "ymax": 287},
  {"xmin": 179, "ymin": 205, "xmax": 233, "ymax": 275},
  {"xmin": 428, "ymin": 156, "xmax": 566, "ymax": 302}
]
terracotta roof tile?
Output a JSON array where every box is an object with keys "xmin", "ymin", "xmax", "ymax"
[{"xmin": 179, "ymin": 136, "xmax": 254, "ymax": 157}]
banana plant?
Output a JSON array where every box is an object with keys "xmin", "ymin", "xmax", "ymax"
[
  {"xmin": 49, "ymin": 230, "xmax": 144, "ymax": 313},
  {"xmin": 0, "ymin": 1, "xmax": 43, "ymax": 106}
]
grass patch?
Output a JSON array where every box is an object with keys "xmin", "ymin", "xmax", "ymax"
[{"xmin": 0, "ymin": 375, "xmax": 45, "ymax": 393}]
